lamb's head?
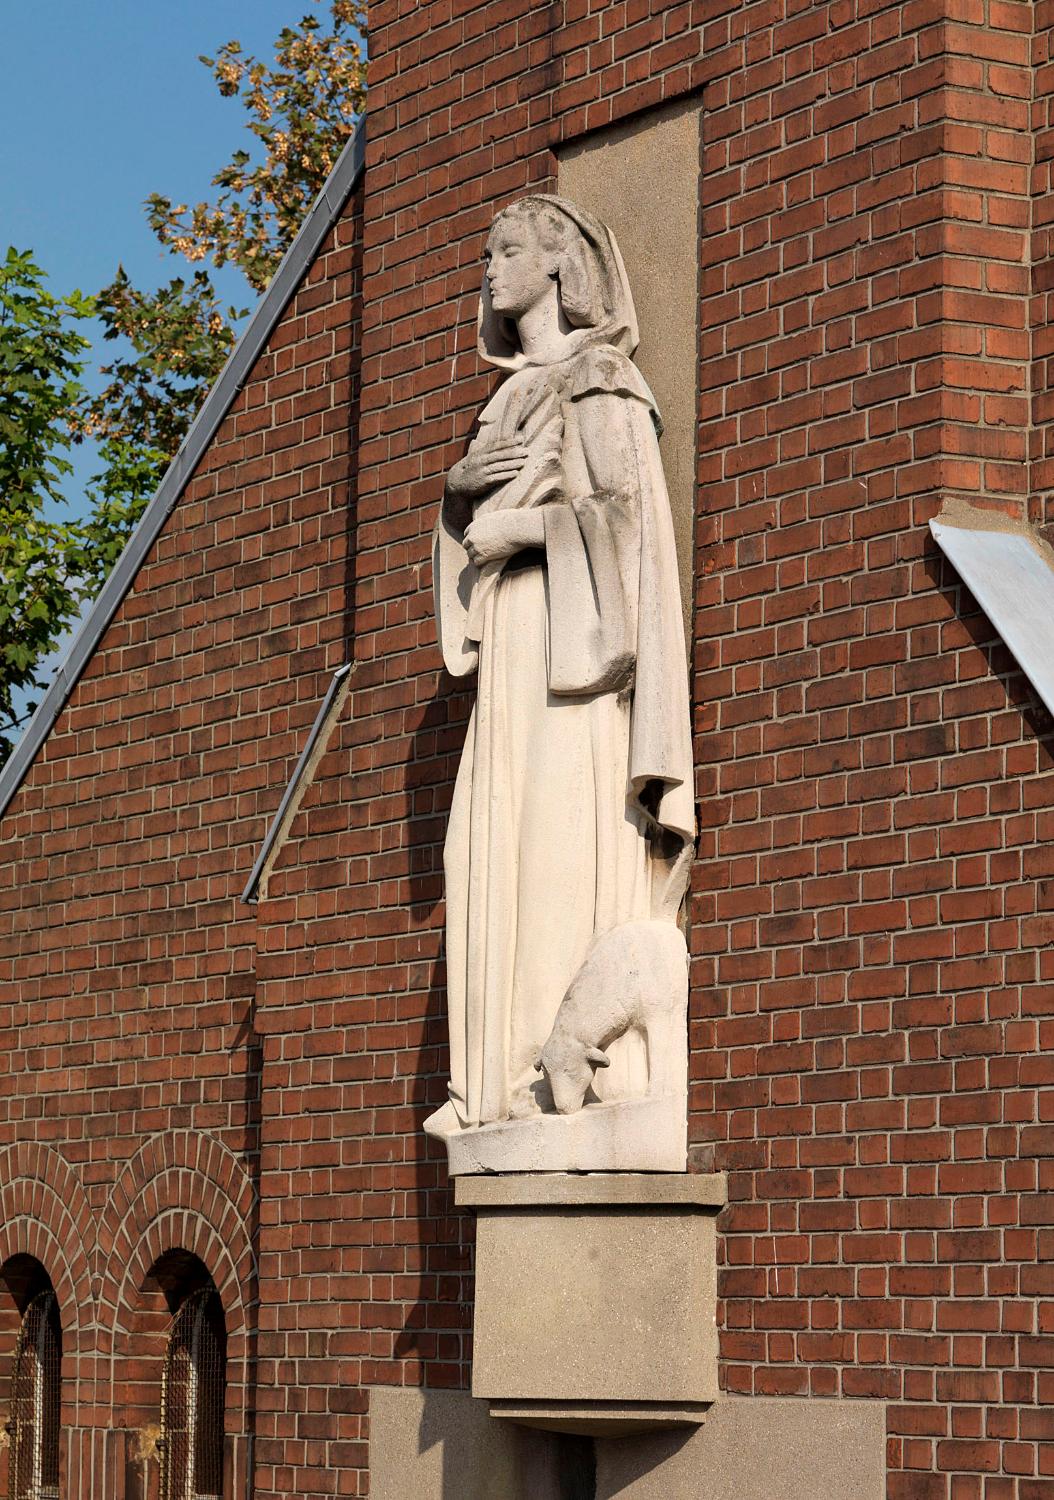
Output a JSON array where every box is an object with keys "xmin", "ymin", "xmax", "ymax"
[{"xmin": 536, "ymin": 1034, "xmax": 610, "ymax": 1115}]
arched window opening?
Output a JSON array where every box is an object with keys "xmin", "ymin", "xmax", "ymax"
[
  {"xmin": 6, "ymin": 1288, "xmax": 61, "ymax": 1500},
  {"xmin": 159, "ymin": 1287, "xmax": 226, "ymax": 1500}
]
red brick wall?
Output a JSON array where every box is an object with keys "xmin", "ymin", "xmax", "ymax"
[
  {"xmin": 326, "ymin": 0, "xmax": 1049, "ymax": 1495},
  {"xmin": 249, "ymin": 4, "xmax": 727, "ymax": 1495},
  {"xmin": 695, "ymin": 1, "xmax": 1053, "ymax": 1498},
  {"xmin": 0, "ymin": 177, "xmax": 363, "ymax": 1497},
  {"xmin": 3, "ymin": 0, "xmax": 1054, "ymax": 1497}
]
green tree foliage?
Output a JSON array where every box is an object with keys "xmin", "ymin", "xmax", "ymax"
[
  {"xmin": 0, "ymin": 3, "xmax": 366, "ymax": 767},
  {"xmin": 148, "ymin": 0, "xmax": 366, "ymax": 293},
  {"xmin": 0, "ymin": 249, "xmax": 94, "ymax": 757},
  {"xmin": 78, "ymin": 0, "xmax": 366, "ymax": 492},
  {"xmin": 80, "ymin": 269, "xmax": 238, "ymax": 463}
]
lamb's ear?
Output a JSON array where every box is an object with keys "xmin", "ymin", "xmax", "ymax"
[{"xmin": 586, "ymin": 1047, "xmax": 610, "ymax": 1068}]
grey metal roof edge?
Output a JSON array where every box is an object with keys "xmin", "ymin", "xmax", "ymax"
[
  {"xmin": 0, "ymin": 119, "xmax": 366, "ymax": 825},
  {"xmin": 241, "ymin": 661, "xmax": 353, "ymax": 904},
  {"xmin": 930, "ymin": 498, "xmax": 1054, "ymax": 724},
  {"xmin": 929, "ymin": 499, "xmax": 1054, "ymax": 572}
]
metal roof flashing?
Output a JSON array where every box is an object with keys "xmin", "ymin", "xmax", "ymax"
[
  {"xmin": 0, "ymin": 120, "xmax": 365, "ymax": 825},
  {"xmin": 930, "ymin": 501, "xmax": 1054, "ymax": 724}
]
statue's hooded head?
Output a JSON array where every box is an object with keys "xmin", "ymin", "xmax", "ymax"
[{"xmin": 477, "ymin": 195, "xmax": 639, "ymax": 371}]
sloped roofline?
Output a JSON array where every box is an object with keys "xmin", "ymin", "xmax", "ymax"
[{"xmin": 0, "ymin": 120, "xmax": 366, "ymax": 824}]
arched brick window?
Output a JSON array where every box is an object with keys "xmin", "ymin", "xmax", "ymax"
[
  {"xmin": 6, "ymin": 1286, "xmax": 60, "ymax": 1500},
  {"xmin": 158, "ymin": 1286, "xmax": 226, "ymax": 1500}
]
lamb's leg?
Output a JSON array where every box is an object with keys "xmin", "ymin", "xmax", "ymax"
[{"xmin": 641, "ymin": 946, "xmax": 689, "ymax": 1100}]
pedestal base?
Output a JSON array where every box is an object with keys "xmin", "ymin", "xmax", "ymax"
[
  {"xmin": 440, "ymin": 1095, "xmax": 687, "ymax": 1175},
  {"xmin": 456, "ymin": 1172, "xmax": 726, "ymax": 1436}
]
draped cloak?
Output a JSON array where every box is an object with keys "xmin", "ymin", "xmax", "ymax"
[{"xmin": 426, "ymin": 342, "xmax": 695, "ymax": 1132}]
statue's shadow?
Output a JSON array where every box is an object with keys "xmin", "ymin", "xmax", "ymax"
[
  {"xmin": 389, "ymin": 667, "xmax": 478, "ymax": 1372},
  {"xmin": 404, "ymin": 666, "xmax": 473, "ymax": 1124}
]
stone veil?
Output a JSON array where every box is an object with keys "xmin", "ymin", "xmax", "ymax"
[{"xmin": 426, "ymin": 194, "xmax": 694, "ymax": 1170}]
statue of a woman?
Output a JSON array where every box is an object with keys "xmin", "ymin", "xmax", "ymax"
[{"xmin": 425, "ymin": 196, "xmax": 694, "ymax": 1164}]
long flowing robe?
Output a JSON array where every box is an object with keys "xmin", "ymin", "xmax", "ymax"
[{"xmin": 429, "ymin": 343, "xmax": 693, "ymax": 1130}]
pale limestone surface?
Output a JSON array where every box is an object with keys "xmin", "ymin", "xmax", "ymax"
[
  {"xmin": 369, "ymin": 1388, "xmax": 886, "ymax": 1499},
  {"xmin": 538, "ymin": 918, "xmax": 688, "ymax": 1116},
  {"xmin": 467, "ymin": 1175, "xmax": 723, "ymax": 1419},
  {"xmin": 443, "ymin": 1094, "xmax": 687, "ymax": 1175},
  {"xmin": 367, "ymin": 1386, "xmax": 568, "ymax": 1500},
  {"xmin": 558, "ymin": 98, "xmax": 702, "ymax": 638},
  {"xmin": 595, "ymin": 1396, "xmax": 887, "ymax": 1499},
  {"xmin": 425, "ymin": 194, "xmax": 695, "ymax": 1175},
  {"xmin": 930, "ymin": 500, "xmax": 1054, "ymax": 721},
  {"xmin": 456, "ymin": 1171, "xmax": 727, "ymax": 1207},
  {"xmin": 489, "ymin": 1403, "xmax": 706, "ymax": 1436}
]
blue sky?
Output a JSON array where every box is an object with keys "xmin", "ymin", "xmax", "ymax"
[
  {"xmin": 2, "ymin": 1, "xmax": 332, "ymax": 729},
  {"xmin": 1, "ymin": 0, "xmax": 306, "ymax": 519}
]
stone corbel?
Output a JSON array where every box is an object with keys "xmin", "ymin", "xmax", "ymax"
[{"xmin": 457, "ymin": 1172, "xmax": 727, "ymax": 1436}]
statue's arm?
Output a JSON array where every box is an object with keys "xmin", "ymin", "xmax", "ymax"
[
  {"xmin": 572, "ymin": 389, "xmax": 643, "ymax": 507},
  {"xmin": 445, "ymin": 434, "xmax": 529, "ymax": 518},
  {"xmin": 543, "ymin": 389, "xmax": 648, "ymax": 694},
  {"xmin": 462, "ymin": 509, "xmax": 544, "ymax": 567}
]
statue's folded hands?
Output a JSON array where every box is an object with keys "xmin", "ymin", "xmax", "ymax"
[
  {"xmin": 446, "ymin": 440, "xmax": 529, "ymax": 501},
  {"xmin": 462, "ymin": 509, "xmax": 545, "ymax": 566}
]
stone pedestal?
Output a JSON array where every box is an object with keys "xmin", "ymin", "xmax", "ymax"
[
  {"xmin": 456, "ymin": 1173, "xmax": 726, "ymax": 1436},
  {"xmin": 443, "ymin": 1095, "xmax": 687, "ymax": 1175}
]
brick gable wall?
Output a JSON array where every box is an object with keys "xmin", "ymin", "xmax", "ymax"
[
  {"xmin": 694, "ymin": 3, "xmax": 1054, "ymax": 1496},
  {"xmin": 2, "ymin": 0, "xmax": 1054, "ymax": 1496},
  {"xmin": 324, "ymin": 0, "xmax": 1050, "ymax": 1493},
  {"xmin": 0, "ymin": 181, "xmax": 362, "ymax": 1495}
]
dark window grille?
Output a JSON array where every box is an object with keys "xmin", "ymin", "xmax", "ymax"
[
  {"xmin": 7, "ymin": 1290, "xmax": 61, "ymax": 1500},
  {"xmin": 159, "ymin": 1288, "xmax": 226, "ymax": 1500}
]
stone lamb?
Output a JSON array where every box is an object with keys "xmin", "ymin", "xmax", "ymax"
[
  {"xmin": 536, "ymin": 844, "xmax": 691, "ymax": 1115},
  {"xmin": 537, "ymin": 920, "xmax": 688, "ymax": 1114}
]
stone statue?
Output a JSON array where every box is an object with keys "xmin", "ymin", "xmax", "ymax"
[{"xmin": 425, "ymin": 195, "xmax": 694, "ymax": 1174}]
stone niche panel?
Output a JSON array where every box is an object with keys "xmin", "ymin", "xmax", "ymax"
[
  {"xmin": 594, "ymin": 1396, "xmax": 888, "ymax": 1500},
  {"xmin": 557, "ymin": 95, "xmax": 703, "ymax": 635}
]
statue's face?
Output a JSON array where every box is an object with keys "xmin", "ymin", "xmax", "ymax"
[{"xmin": 484, "ymin": 214, "xmax": 554, "ymax": 320}]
